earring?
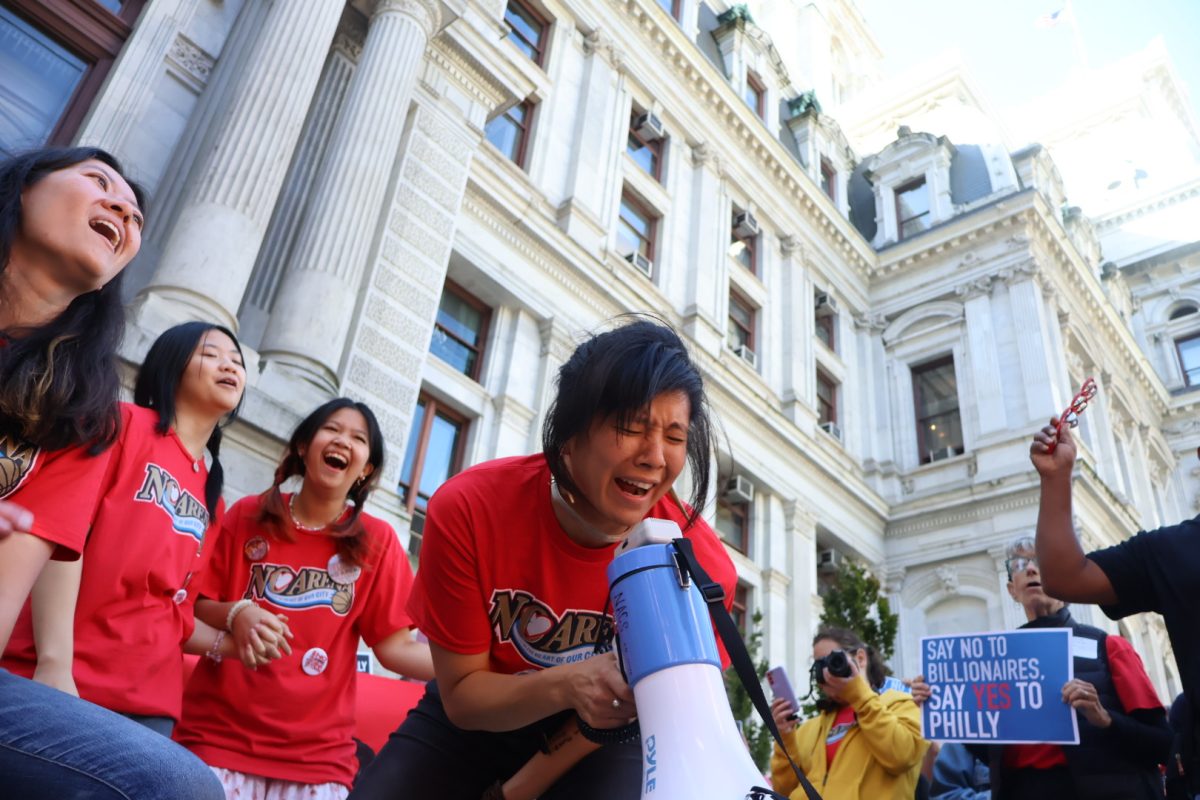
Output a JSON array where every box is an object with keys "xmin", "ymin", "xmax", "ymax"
[{"xmin": 561, "ymin": 486, "xmax": 576, "ymax": 505}]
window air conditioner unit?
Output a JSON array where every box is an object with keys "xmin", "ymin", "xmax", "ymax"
[
  {"xmin": 735, "ymin": 344, "xmax": 758, "ymax": 369},
  {"xmin": 724, "ymin": 474, "xmax": 755, "ymax": 505},
  {"xmin": 733, "ymin": 211, "xmax": 760, "ymax": 239},
  {"xmin": 624, "ymin": 251, "xmax": 653, "ymax": 276},
  {"xmin": 814, "ymin": 291, "xmax": 838, "ymax": 317},
  {"xmin": 633, "ymin": 111, "xmax": 665, "ymax": 141},
  {"xmin": 817, "ymin": 548, "xmax": 844, "ymax": 575},
  {"xmin": 929, "ymin": 446, "xmax": 958, "ymax": 462},
  {"xmin": 819, "ymin": 420, "xmax": 842, "ymax": 441}
]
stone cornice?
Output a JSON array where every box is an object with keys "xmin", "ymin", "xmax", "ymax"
[
  {"xmin": 374, "ymin": 0, "xmax": 441, "ymax": 37},
  {"xmin": 1093, "ymin": 179, "xmax": 1200, "ymax": 232},
  {"xmin": 605, "ymin": 0, "xmax": 875, "ymax": 278},
  {"xmin": 429, "ymin": 29, "xmax": 511, "ymax": 112}
]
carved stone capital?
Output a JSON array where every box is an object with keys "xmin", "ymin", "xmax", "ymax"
[
  {"xmin": 375, "ymin": 0, "xmax": 441, "ymax": 38},
  {"xmin": 955, "ymin": 275, "xmax": 994, "ymax": 300},
  {"xmin": 780, "ymin": 234, "xmax": 804, "ymax": 258},
  {"xmin": 582, "ymin": 29, "xmax": 624, "ymax": 71}
]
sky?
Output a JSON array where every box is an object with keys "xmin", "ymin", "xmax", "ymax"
[{"xmin": 853, "ymin": 0, "xmax": 1200, "ymax": 123}]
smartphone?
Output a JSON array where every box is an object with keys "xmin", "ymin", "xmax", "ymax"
[{"xmin": 767, "ymin": 666, "xmax": 798, "ymax": 714}]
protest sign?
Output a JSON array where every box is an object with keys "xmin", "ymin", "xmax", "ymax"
[{"xmin": 921, "ymin": 628, "xmax": 1079, "ymax": 745}]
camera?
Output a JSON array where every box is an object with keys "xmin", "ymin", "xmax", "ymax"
[{"xmin": 810, "ymin": 649, "xmax": 852, "ymax": 684}]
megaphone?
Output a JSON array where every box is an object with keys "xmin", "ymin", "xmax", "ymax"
[{"xmin": 607, "ymin": 520, "xmax": 767, "ymax": 799}]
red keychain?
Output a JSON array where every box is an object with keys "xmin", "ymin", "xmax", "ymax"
[{"xmin": 1048, "ymin": 377, "xmax": 1098, "ymax": 453}]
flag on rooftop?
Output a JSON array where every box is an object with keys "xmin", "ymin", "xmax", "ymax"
[{"xmin": 1035, "ymin": 8, "xmax": 1068, "ymax": 28}]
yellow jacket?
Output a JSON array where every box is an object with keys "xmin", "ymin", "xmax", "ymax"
[{"xmin": 769, "ymin": 677, "xmax": 929, "ymax": 800}]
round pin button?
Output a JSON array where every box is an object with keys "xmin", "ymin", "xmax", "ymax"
[
  {"xmin": 172, "ymin": 589, "xmax": 188, "ymax": 604},
  {"xmin": 327, "ymin": 554, "xmax": 361, "ymax": 584},
  {"xmin": 244, "ymin": 536, "xmax": 269, "ymax": 561},
  {"xmin": 302, "ymin": 647, "xmax": 329, "ymax": 676}
]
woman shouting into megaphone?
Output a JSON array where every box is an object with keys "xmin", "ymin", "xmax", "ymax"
[{"xmin": 348, "ymin": 318, "xmax": 737, "ymax": 800}]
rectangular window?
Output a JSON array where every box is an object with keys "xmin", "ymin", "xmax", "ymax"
[
  {"xmin": 0, "ymin": 1, "xmax": 144, "ymax": 154},
  {"xmin": 430, "ymin": 280, "xmax": 490, "ymax": 381},
  {"xmin": 399, "ymin": 395, "xmax": 468, "ymax": 553},
  {"xmin": 627, "ymin": 114, "xmax": 663, "ymax": 181},
  {"xmin": 617, "ymin": 191, "xmax": 657, "ymax": 262},
  {"xmin": 729, "ymin": 227, "xmax": 757, "ymax": 275},
  {"xmin": 655, "ymin": 0, "xmax": 681, "ymax": 18},
  {"xmin": 1177, "ymin": 332, "xmax": 1200, "ymax": 386},
  {"xmin": 727, "ymin": 291, "xmax": 755, "ymax": 352},
  {"xmin": 744, "ymin": 70, "xmax": 765, "ymax": 118},
  {"xmin": 913, "ymin": 356, "xmax": 964, "ymax": 463},
  {"xmin": 716, "ymin": 499, "xmax": 750, "ymax": 553},
  {"xmin": 816, "ymin": 370, "xmax": 837, "ymax": 425},
  {"xmin": 485, "ymin": 100, "xmax": 533, "ymax": 167},
  {"xmin": 731, "ymin": 582, "xmax": 750, "ymax": 634},
  {"xmin": 815, "ymin": 313, "xmax": 835, "ymax": 351},
  {"xmin": 896, "ymin": 177, "xmax": 931, "ymax": 240},
  {"xmin": 820, "ymin": 157, "xmax": 837, "ymax": 203},
  {"xmin": 504, "ymin": 0, "xmax": 548, "ymax": 65}
]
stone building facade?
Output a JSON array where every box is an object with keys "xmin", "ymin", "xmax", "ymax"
[{"xmin": 4, "ymin": 0, "xmax": 1197, "ymax": 695}]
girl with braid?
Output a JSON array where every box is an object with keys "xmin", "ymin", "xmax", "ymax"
[
  {"xmin": 174, "ymin": 397, "xmax": 432, "ymax": 800},
  {"xmin": 3, "ymin": 321, "xmax": 265, "ymax": 736}
]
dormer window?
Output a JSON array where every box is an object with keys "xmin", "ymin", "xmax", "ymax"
[
  {"xmin": 744, "ymin": 70, "xmax": 765, "ymax": 118},
  {"xmin": 820, "ymin": 157, "xmax": 837, "ymax": 202},
  {"xmin": 896, "ymin": 177, "xmax": 930, "ymax": 240}
]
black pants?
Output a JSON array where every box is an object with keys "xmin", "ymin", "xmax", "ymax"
[{"xmin": 347, "ymin": 681, "xmax": 641, "ymax": 800}]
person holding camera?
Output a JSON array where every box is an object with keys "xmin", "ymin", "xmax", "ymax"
[{"xmin": 769, "ymin": 627, "xmax": 929, "ymax": 800}]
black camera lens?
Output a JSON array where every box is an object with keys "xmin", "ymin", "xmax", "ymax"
[{"xmin": 826, "ymin": 650, "xmax": 852, "ymax": 678}]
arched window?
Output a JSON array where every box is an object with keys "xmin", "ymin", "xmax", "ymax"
[{"xmin": 1169, "ymin": 304, "xmax": 1198, "ymax": 321}]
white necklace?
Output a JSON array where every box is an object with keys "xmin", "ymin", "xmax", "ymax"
[{"xmin": 289, "ymin": 494, "xmax": 331, "ymax": 532}]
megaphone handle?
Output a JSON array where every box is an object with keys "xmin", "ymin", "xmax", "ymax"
[{"xmin": 496, "ymin": 717, "xmax": 600, "ymax": 800}]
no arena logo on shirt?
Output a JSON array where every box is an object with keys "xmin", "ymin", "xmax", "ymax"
[
  {"xmin": 489, "ymin": 589, "xmax": 613, "ymax": 669},
  {"xmin": 133, "ymin": 463, "xmax": 209, "ymax": 541},
  {"xmin": 246, "ymin": 562, "xmax": 355, "ymax": 615}
]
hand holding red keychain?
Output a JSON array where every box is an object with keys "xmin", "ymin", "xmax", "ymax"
[{"xmin": 1048, "ymin": 377, "xmax": 1098, "ymax": 453}]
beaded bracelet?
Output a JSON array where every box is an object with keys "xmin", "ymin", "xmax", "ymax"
[
  {"xmin": 206, "ymin": 630, "xmax": 226, "ymax": 663},
  {"xmin": 225, "ymin": 598, "xmax": 254, "ymax": 632}
]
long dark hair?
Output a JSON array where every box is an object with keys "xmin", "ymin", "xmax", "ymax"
[
  {"xmin": 259, "ymin": 398, "xmax": 386, "ymax": 569},
  {"xmin": 0, "ymin": 147, "xmax": 146, "ymax": 452},
  {"xmin": 813, "ymin": 627, "xmax": 887, "ymax": 713},
  {"xmin": 133, "ymin": 322, "xmax": 244, "ymax": 519},
  {"xmin": 542, "ymin": 318, "xmax": 713, "ymax": 528}
]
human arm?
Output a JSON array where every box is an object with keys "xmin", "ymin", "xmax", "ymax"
[
  {"xmin": 826, "ymin": 659, "xmax": 928, "ymax": 775},
  {"xmin": 769, "ymin": 718, "xmax": 812, "ymax": 797},
  {"xmin": 28, "ymin": 557, "xmax": 82, "ymax": 694},
  {"xmin": 492, "ymin": 717, "xmax": 601, "ymax": 800},
  {"xmin": 432, "ymin": 643, "xmax": 634, "ymax": 732},
  {"xmin": 930, "ymin": 743, "xmax": 991, "ymax": 800},
  {"xmin": 0, "ymin": 501, "xmax": 33, "ymax": 537},
  {"xmin": 0, "ymin": 531, "xmax": 54, "ymax": 653},
  {"xmin": 193, "ymin": 597, "xmax": 292, "ymax": 668},
  {"xmin": 371, "ymin": 628, "xmax": 434, "ymax": 681},
  {"xmin": 1030, "ymin": 419, "xmax": 1118, "ymax": 604}
]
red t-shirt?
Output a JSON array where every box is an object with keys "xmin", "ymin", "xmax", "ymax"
[
  {"xmin": 3, "ymin": 403, "xmax": 219, "ymax": 719},
  {"xmin": 407, "ymin": 454, "xmax": 737, "ymax": 676},
  {"xmin": 1004, "ymin": 634, "xmax": 1164, "ymax": 769},
  {"xmin": 172, "ymin": 494, "xmax": 415, "ymax": 788},
  {"xmin": 825, "ymin": 704, "xmax": 858, "ymax": 766},
  {"xmin": 2, "ymin": 432, "xmax": 114, "ymax": 560}
]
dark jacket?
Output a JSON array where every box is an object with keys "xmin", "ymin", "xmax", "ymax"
[{"xmin": 983, "ymin": 608, "xmax": 1171, "ymax": 800}]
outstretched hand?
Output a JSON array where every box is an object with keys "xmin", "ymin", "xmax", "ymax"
[{"xmin": 1030, "ymin": 417, "xmax": 1076, "ymax": 480}]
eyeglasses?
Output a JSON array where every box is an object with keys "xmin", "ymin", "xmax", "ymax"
[
  {"xmin": 1006, "ymin": 556, "xmax": 1037, "ymax": 576},
  {"xmin": 1049, "ymin": 377, "xmax": 1098, "ymax": 453}
]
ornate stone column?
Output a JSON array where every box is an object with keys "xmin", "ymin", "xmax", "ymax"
[
  {"xmin": 239, "ymin": 22, "xmax": 364, "ymax": 346},
  {"xmin": 1005, "ymin": 262, "xmax": 1058, "ymax": 425},
  {"xmin": 258, "ymin": 0, "xmax": 442, "ymax": 395},
  {"xmin": 134, "ymin": 0, "xmax": 344, "ymax": 331},
  {"xmin": 681, "ymin": 142, "xmax": 729, "ymax": 355}
]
